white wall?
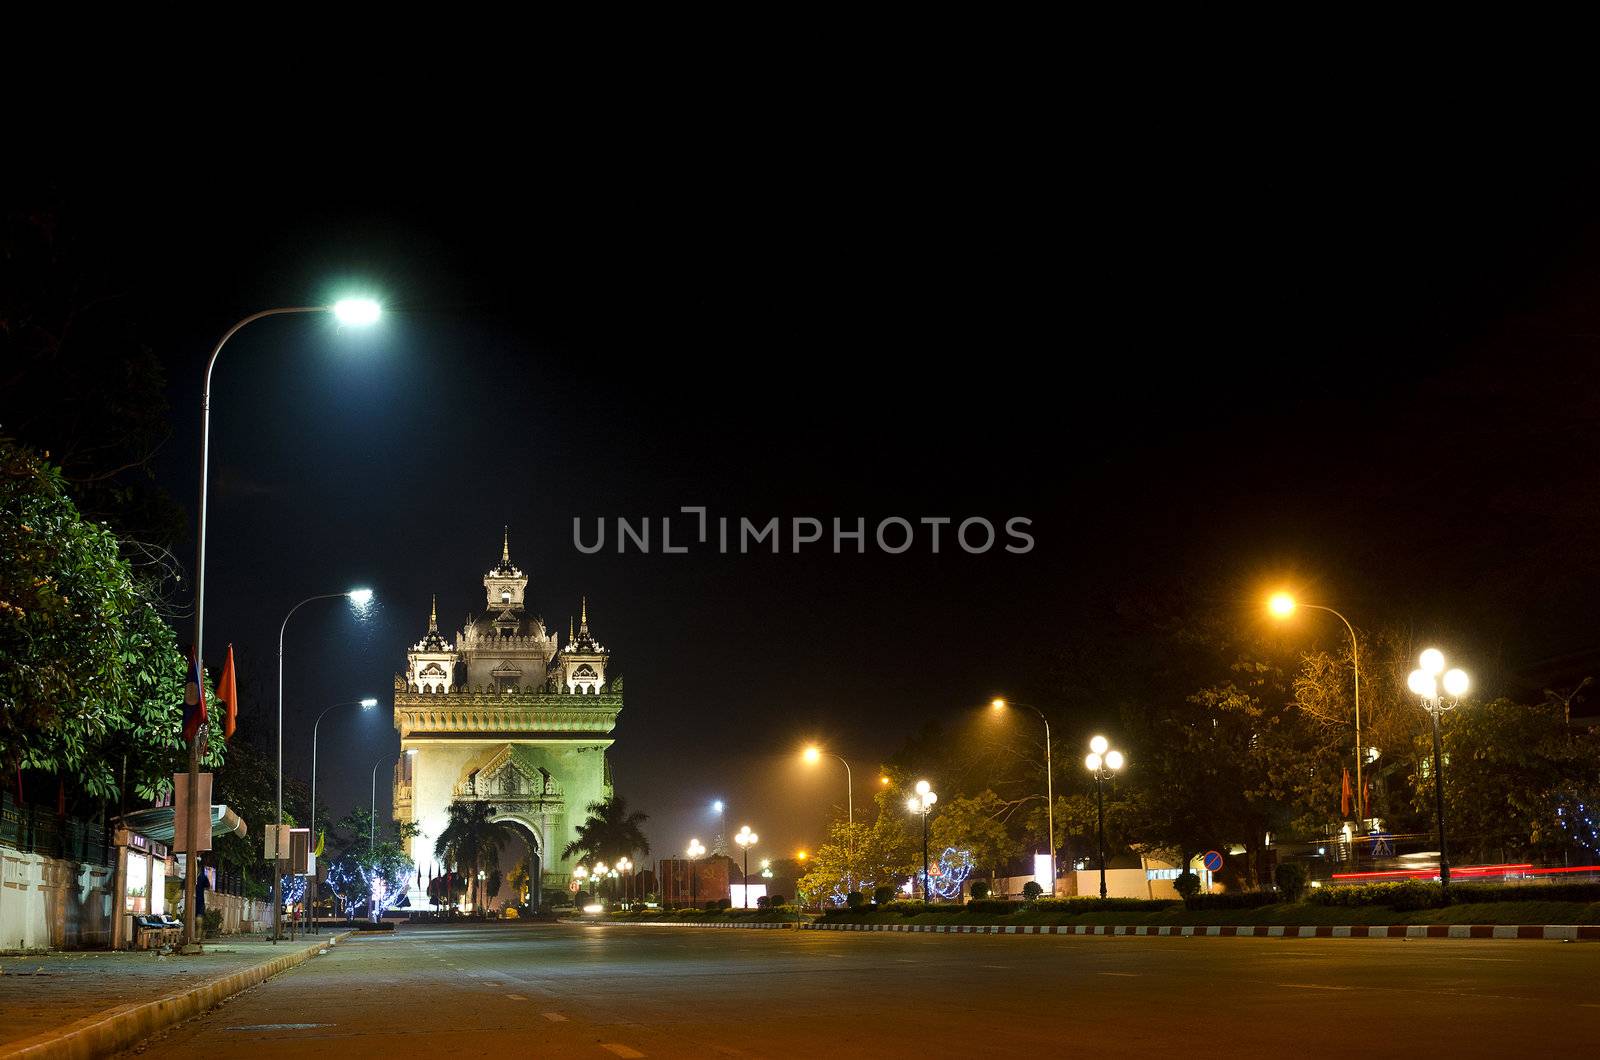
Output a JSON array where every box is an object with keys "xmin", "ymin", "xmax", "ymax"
[{"xmin": 0, "ymin": 843, "xmax": 115, "ymax": 951}]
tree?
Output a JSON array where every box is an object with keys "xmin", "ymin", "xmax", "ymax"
[
  {"xmin": 930, "ymin": 790, "xmax": 1015, "ymax": 877},
  {"xmin": 561, "ymin": 796, "xmax": 650, "ymax": 864},
  {"xmin": 1, "ymin": 439, "xmax": 217, "ymax": 804},
  {"xmin": 434, "ymin": 800, "xmax": 518, "ymax": 914}
]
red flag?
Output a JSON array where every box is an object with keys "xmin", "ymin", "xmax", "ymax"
[
  {"xmin": 1340, "ymin": 767, "xmax": 1351, "ymax": 818},
  {"xmin": 217, "ymin": 644, "xmax": 239, "ymax": 741},
  {"xmin": 183, "ymin": 646, "xmax": 208, "ymax": 742},
  {"xmin": 1361, "ymin": 781, "xmax": 1371, "ymax": 820}
]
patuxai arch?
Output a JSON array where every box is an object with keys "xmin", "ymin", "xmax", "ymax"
[{"xmin": 390, "ymin": 530, "xmax": 620, "ymax": 908}]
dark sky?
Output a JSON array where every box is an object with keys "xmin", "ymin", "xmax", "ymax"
[{"xmin": 30, "ymin": 151, "xmax": 1600, "ymax": 861}]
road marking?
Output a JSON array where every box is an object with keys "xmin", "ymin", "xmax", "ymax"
[
  {"xmin": 543, "ymin": 1011, "xmax": 568, "ymax": 1021},
  {"xmin": 981, "ymin": 965, "xmax": 1011, "ymax": 970},
  {"xmin": 1098, "ymin": 972, "xmax": 1138, "ymax": 977},
  {"xmin": 226, "ymin": 1024, "xmax": 333, "ymax": 1031},
  {"xmin": 1278, "ymin": 984, "xmax": 1352, "ymax": 991},
  {"xmin": 600, "ymin": 1044, "xmax": 646, "ymax": 1057},
  {"xmin": 506, "ymin": 993, "xmax": 528, "ymax": 1000}
]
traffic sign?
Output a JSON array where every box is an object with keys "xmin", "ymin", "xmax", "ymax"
[{"xmin": 1202, "ymin": 850, "xmax": 1224, "ymax": 873}]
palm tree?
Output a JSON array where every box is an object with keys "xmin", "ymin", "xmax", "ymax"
[
  {"xmin": 562, "ymin": 796, "xmax": 651, "ymax": 879},
  {"xmin": 433, "ymin": 800, "xmax": 518, "ymax": 914}
]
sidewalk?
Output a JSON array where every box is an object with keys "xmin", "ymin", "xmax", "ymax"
[{"xmin": 0, "ymin": 932, "xmax": 344, "ymax": 1056}]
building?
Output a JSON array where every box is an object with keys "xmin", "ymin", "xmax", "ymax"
[{"xmin": 392, "ymin": 531, "xmax": 621, "ymax": 909}]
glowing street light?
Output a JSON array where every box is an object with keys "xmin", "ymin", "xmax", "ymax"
[
  {"xmin": 307, "ymin": 696, "xmax": 379, "ymax": 934},
  {"xmin": 273, "ymin": 588, "xmax": 377, "ymax": 942},
  {"xmin": 801, "ymin": 746, "xmax": 854, "ymax": 825},
  {"xmin": 1085, "ymin": 737, "xmax": 1126, "ymax": 899},
  {"xmin": 617, "ymin": 856, "xmax": 634, "ymax": 909},
  {"xmin": 711, "ymin": 799, "xmax": 726, "ymax": 855},
  {"xmin": 184, "ymin": 297, "xmax": 382, "ymax": 949},
  {"xmin": 990, "ymin": 698, "xmax": 1055, "ymax": 895},
  {"xmin": 1409, "ymin": 648, "xmax": 1470, "ymax": 897},
  {"xmin": 1268, "ymin": 592, "xmax": 1368, "ymax": 834},
  {"xmin": 906, "ymin": 781, "xmax": 938, "ymax": 904},
  {"xmin": 734, "ymin": 826, "xmax": 758, "ymax": 908},
  {"xmin": 332, "ymin": 298, "xmax": 382, "ymax": 327}
]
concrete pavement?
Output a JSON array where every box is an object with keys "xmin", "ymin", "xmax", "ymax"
[{"xmin": 128, "ymin": 921, "xmax": 1600, "ymax": 1057}]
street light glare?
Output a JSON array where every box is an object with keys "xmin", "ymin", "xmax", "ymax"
[
  {"xmin": 802, "ymin": 746, "xmax": 821, "ymax": 764},
  {"xmin": 332, "ymin": 298, "xmax": 381, "ymax": 326},
  {"xmin": 991, "ymin": 698, "xmax": 1007, "ymax": 710},
  {"xmin": 1268, "ymin": 592, "xmax": 1296, "ymax": 617},
  {"xmin": 360, "ymin": 697, "xmax": 378, "ymax": 707},
  {"xmin": 1090, "ymin": 734, "xmax": 1109, "ymax": 755},
  {"xmin": 1443, "ymin": 668, "xmax": 1470, "ymax": 697},
  {"xmin": 915, "ymin": 779, "xmax": 930, "ymax": 795},
  {"xmin": 1085, "ymin": 752, "xmax": 1103, "ymax": 771},
  {"xmin": 1408, "ymin": 669, "xmax": 1436, "ymax": 698},
  {"xmin": 1105, "ymin": 750, "xmax": 1125, "ymax": 770},
  {"xmin": 405, "ymin": 748, "xmax": 419, "ymax": 756},
  {"xmin": 712, "ymin": 800, "xmax": 724, "ymax": 813},
  {"xmin": 1420, "ymin": 648, "xmax": 1445, "ymax": 675},
  {"xmin": 347, "ymin": 588, "xmax": 374, "ymax": 607}
]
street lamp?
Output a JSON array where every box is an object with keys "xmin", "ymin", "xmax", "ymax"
[
  {"xmin": 306, "ymin": 697, "xmax": 377, "ymax": 933},
  {"xmin": 990, "ymin": 698, "xmax": 1055, "ymax": 895},
  {"xmin": 371, "ymin": 750, "xmax": 417, "ymax": 851},
  {"xmin": 1085, "ymin": 736, "xmax": 1125, "ymax": 899},
  {"xmin": 573, "ymin": 864, "xmax": 590, "ymax": 905},
  {"xmin": 1409, "ymin": 648, "xmax": 1469, "ymax": 898},
  {"xmin": 802, "ymin": 745, "xmax": 855, "ymax": 888},
  {"xmin": 184, "ymin": 298, "xmax": 381, "ymax": 949},
  {"xmin": 1268, "ymin": 593, "xmax": 1368, "ymax": 833},
  {"xmin": 686, "ymin": 838, "xmax": 705, "ymax": 908},
  {"xmin": 906, "ymin": 781, "xmax": 937, "ymax": 904},
  {"xmin": 272, "ymin": 588, "xmax": 375, "ymax": 942},
  {"xmin": 712, "ymin": 799, "xmax": 726, "ymax": 855},
  {"xmin": 593, "ymin": 861, "xmax": 610, "ymax": 906},
  {"xmin": 734, "ymin": 826, "xmax": 758, "ymax": 908},
  {"xmin": 617, "ymin": 856, "xmax": 633, "ymax": 909}
]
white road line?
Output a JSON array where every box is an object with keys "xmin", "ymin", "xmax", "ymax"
[
  {"xmin": 506, "ymin": 993, "xmax": 528, "ymax": 1000},
  {"xmin": 1278, "ymin": 983, "xmax": 1353, "ymax": 991},
  {"xmin": 1098, "ymin": 972, "xmax": 1138, "ymax": 977},
  {"xmin": 543, "ymin": 1011, "xmax": 569, "ymax": 1021},
  {"xmin": 600, "ymin": 1043, "xmax": 645, "ymax": 1057}
]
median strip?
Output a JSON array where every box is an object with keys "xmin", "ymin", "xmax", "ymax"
[{"xmin": 799, "ymin": 922, "xmax": 1600, "ymax": 940}]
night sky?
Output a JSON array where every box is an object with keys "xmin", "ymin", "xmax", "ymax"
[{"xmin": 27, "ymin": 153, "xmax": 1600, "ymax": 862}]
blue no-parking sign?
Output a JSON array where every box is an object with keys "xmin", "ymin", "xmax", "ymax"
[{"xmin": 1202, "ymin": 850, "xmax": 1224, "ymax": 873}]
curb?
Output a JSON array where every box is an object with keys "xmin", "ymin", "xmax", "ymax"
[
  {"xmin": 801, "ymin": 922, "xmax": 1600, "ymax": 940},
  {"xmin": 0, "ymin": 931, "xmax": 354, "ymax": 1059},
  {"xmin": 562, "ymin": 919, "xmax": 797, "ymax": 929}
]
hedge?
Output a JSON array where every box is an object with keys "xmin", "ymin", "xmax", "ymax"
[
  {"xmin": 1446, "ymin": 881, "xmax": 1600, "ymax": 904},
  {"xmin": 1032, "ymin": 897, "xmax": 1179, "ymax": 913},
  {"xmin": 1184, "ymin": 891, "xmax": 1281, "ymax": 911},
  {"xmin": 1308, "ymin": 881, "xmax": 1441, "ymax": 910}
]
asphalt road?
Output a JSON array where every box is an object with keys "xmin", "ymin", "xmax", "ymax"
[{"xmin": 128, "ymin": 922, "xmax": 1600, "ymax": 1057}]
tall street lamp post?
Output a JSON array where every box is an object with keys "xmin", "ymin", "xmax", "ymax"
[
  {"xmin": 306, "ymin": 697, "xmax": 376, "ymax": 933},
  {"xmin": 1269, "ymin": 594, "xmax": 1367, "ymax": 838},
  {"xmin": 802, "ymin": 746, "xmax": 854, "ymax": 886},
  {"xmin": 1408, "ymin": 648, "xmax": 1469, "ymax": 899},
  {"xmin": 686, "ymin": 838, "xmax": 705, "ymax": 909},
  {"xmin": 617, "ymin": 856, "xmax": 633, "ymax": 909},
  {"xmin": 712, "ymin": 800, "xmax": 726, "ymax": 855},
  {"xmin": 273, "ymin": 590, "xmax": 373, "ymax": 942},
  {"xmin": 735, "ymin": 826, "xmax": 758, "ymax": 908},
  {"xmin": 906, "ymin": 781, "xmax": 937, "ymax": 904},
  {"xmin": 1084, "ymin": 736, "xmax": 1125, "ymax": 899},
  {"xmin": 990, "ymin": 699, "xmax": 1055, "ymax": 895},
  {"xmin": 184, "ymin": 297, "xmax": 381, "ymax": 950}
]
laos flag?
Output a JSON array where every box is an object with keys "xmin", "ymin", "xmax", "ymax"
[{"xmin": 183, "ymin": 646, "xmax": 208, "ymax": 742}]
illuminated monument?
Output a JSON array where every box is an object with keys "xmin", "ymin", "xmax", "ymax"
[{"xmin": 392, "ymin": 530, "xmax": 620, "ymax": 908}]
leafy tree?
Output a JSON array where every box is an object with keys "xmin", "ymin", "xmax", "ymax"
[
  {"xmin": 561, "ymin": 796, "xmax": 650, "ymax": 864},
  {"xmin": 1, "ymin": 439, "xmax": 218, "ymax": 802},
  {"xmin": 798, "ymin": 786, "xmax": 918, "ymax": 902},
  {"xmin": 211, "ymin": 734, "xmax": 309, "ymax": 876},
  {"xmin": 930, "ymin": 789, "xmax": 1016, "ymax": 877}
]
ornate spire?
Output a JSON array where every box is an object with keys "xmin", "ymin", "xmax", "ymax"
[
  {"xmin": 570, "ymin": 596, "xmax": 602, "ymax": 653},
  {"xmin": 580, "ymin": 595, "xmax": 588, "ymax": 634},
  {"xmin": 502, "ymin": 525, "xmax": 510, "ymax": 565},
  {"xmin": 420, "ymin": 592, "xmax": 446, "ymax": 651},
  {"xmin": 429, "ymin": 593, "xmax": 438, "ymax": 631},
  {"xmin": 568, "ymin": 616, "xmax": 575, "ymax": 643}
]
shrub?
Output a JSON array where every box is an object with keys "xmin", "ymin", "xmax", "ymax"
[
  {"xmin": 965, "ymin": 899, "xmax": 1026, "ymax": 916},
  {"xmin": 1033, "ymin": 897, "xmax": 1179, "ymax": 913},
  {"xmin": 1173, "ymin": 872, "xmax": 1201, "ymax": 899},
  {"xmin": 969, "ymin": 881, "xmax": 992, "ymax": 900},
  {"xmin": 202, "ymin": 909, "xmax": 223, "ymax": 937},
  {"xmin": 1184, "ymin": 891, "xmax": 1281, "ymax": 911},
  {"xmin": 718, "ymin": 898, "xmax": 732, "ymax": 910},
  {"xmin": 1307, "ymin": 881, "xmax": 1442, "ymax": 911},
  {"xmin": 703, "ymin": 900, "xmax": 718, "ymax": 912},
  {"xmin": 756, "ymin": 895, "xmax": 771, "ymax": 909},
  {"xmin": 873, "ymin": 885, "xmax": 896, "ymax": 906},
  {"xmin": 846, "ymin": 890, "xmax": 867, "ymax": 909},
  {"xmin": 881, "ymin": 900, "xmax": 925, "ymax": 916},
  {"xmin": 1022, "ymin": 881, "xmax": 1043, "ymax": 901},
  {"xmin": 1274, "ymin": 862, "xmax": 1310, "ymax": 902},
  {"xmin": 1448, "ymin": 881, "xmax": 1600, "ymax": 904},
  {"xmin": 769, "ymin": 894, "xmax": 787, "ymax": 906}
]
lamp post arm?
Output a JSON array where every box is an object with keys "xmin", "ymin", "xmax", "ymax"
[{"xmin": 277, "ymin": 592, "xmax": 350, "ymax": 826}]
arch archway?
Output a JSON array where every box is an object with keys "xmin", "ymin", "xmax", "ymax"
[{"xmin": 489, "ymin": 814, "xmax": 543, "ymax": 910}]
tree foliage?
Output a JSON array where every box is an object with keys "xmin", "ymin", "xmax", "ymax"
[
  {"xmin": 434, "ymin": 800, "xmax": 519, "ymax": 913},
  {"xmin": 561, "ymin": 796, "xmax": 650, "ymax": 863}
]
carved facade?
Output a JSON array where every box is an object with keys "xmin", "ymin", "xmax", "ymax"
[{"xmin": 392, "ymin": 530, "xmax": 620, "ymax": 908}]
